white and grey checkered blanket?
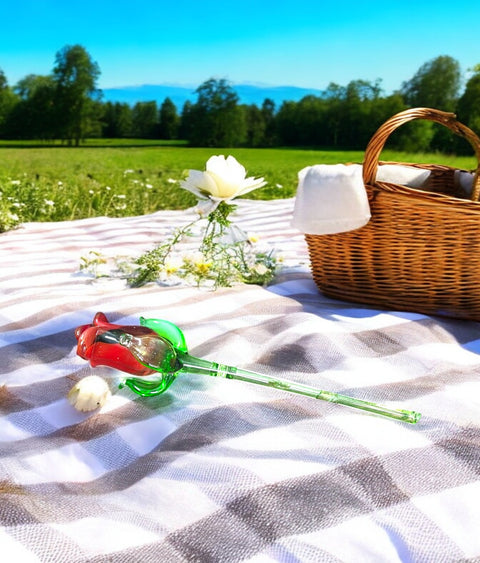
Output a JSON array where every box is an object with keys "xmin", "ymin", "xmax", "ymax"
[{"xmin": 1, "ymin": 199, "xmax": 480, "ymax": 562}]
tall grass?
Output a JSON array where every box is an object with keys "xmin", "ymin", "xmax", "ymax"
[{"xmin": 0, "ymin": 141, "xmax": 476, "ymax": 231}]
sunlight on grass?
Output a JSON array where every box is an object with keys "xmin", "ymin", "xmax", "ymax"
[{"xmin": 0, "ymin": 143, "xmax": 476, "ymax": 231}]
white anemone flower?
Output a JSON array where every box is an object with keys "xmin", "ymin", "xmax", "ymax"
[
  {"xmin": 180, "ymin": 155, "xmax": 266, "ymax": 208},
  {"xmin": 68, "ymin": 375, "xmax": 111, "ymax": 412}
]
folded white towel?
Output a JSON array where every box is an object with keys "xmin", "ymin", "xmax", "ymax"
[
  {"xmin": 454, "ymin": 169, "xmax": 474, "ymax": 196},
  {"xmin": 376, "ymin": 164, "xmax": 431, "ymax": 188},
  {"xmin": 292, "ymin": 163, "xmax": 439, "ymax": 235},
  {"xmin": 292, "ymin": 164, "xmax": 371, "ymax": 235}
]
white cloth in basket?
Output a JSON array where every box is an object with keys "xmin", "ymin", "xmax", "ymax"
[
  {"xmin": 376, "ymin": 164, "xmax": 431, "ymax": 188},
  {"xmin": 292, "ymin": 164, "xmax": 370, "ymax": 235},
  {"xmin": 292, "ymin": 163, "xmax": 437, "ymax": 235},
  {"xmin": 454, "ymin": 169, "xmax": 474, "ymax": 196}
]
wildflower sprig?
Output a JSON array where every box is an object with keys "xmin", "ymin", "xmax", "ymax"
[
  {"xmin": 128, "ymin": 199, "xmax": 277, "ymax": 288},
  {"xmin": 129, "ymin": 218, "xmax": 198, "ymax": 286},
  {"xmin": 84, "ymin": 156, "xmax": 279, "ymax": 289}
]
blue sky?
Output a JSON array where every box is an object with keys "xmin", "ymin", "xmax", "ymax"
[{"xmin": 1, "ymin": 0, "xmax": 479, "ymax": 94}]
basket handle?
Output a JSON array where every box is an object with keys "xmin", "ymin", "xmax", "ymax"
[{"xmin": 363, "ymin": 107, "xmax": 480, "ymax": 201}]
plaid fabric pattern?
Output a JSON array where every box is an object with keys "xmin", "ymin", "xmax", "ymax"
[{"xmin": 1, "ymin": 199, "xmax": 480, "ymax": 562}]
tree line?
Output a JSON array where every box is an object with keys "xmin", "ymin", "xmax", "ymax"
[{"xmin": 0, "ymin": 45, "xmax": 479, "ymax": 154}]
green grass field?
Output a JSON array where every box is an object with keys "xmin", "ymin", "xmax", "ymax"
[{"xmin": 0, "ymin": 140, "xmax": 476, "ymax": 231}]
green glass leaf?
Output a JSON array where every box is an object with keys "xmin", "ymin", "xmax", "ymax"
[
  {"xmin": 121, "ymin": 373, "xmax": 177, "ymax": 396},
  {"xmin": 140, "ymin": 317, "xmax": 188, "ymax": 352}
]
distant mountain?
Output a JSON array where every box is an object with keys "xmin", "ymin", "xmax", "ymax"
[{"xmin": 101, "ymin": 83, "xmax": 325, "ymax": 109}]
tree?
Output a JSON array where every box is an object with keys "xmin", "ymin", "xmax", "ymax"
[
  {"xmin": 158, "ymin": 97, "xmax": 179, "ymax": 139},
  {"xmin": 323, "ymin": 83, "xmax": 347, "ymax": 147},
  {"xmin": 179, "ymin": 100, "xmax": 193, "ymax": 140},
  {"xmin": 0, "ymin": 69, "xmax": 18, "ymax": 137},
  {"xmin": 388, "ymin": 119, "xmax": 435, "ymax": 152},
  {"xmin": 5, "ymin": 74, "xmax": 56, "ymax": 139},
  {"xmin": 455, "ymin": 64, "xmax": 480, "ymax": 154},
  {"xmin": 342, "ymin": 79, "xmax": 384, "ymax": 148},
  {"xmin": 400, "ymin": 55, "xmax": 461, "ymax": 111},
  {"xmin": 295, "ymin": 95, "xmax": 326, "ymax": 146},
  {"xmin": 401, "ymin": 56, "xmax": 462, "ymax": 152},
  {"xmin": 244, "ymin": 104, "xmax": 265, "ymax": 147},
  {"xmin": 188, "ymin": 78, "xmax": 246, "ymax": 147},
  {"xmin": 131, "ymin": 101, "xmax": 158, "ymax": 138},
  {"xmin": 53, "ymin": 44, "xmax": 101, "ymax": 145},
  {"xmin": 367, "ymin": 92, "xmax": 407, "ymax": 148},
  {"xmin": 457, "ymin": 64, "xmax": 480, "ymax": 131},
  {"xmin": 275, "ymin": 100, "xmax": 300, "ymax": 145},
  {"xmin": 101, "ymin": 101, "xmax": 132, "ymax": 138},
  {"xmin": 261, "ymin": 98, "xmax": 277, "ymax": 146}
]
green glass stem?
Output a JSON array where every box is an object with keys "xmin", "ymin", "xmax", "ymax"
[
  {"xmin": 115, "ymin": 331, "xmax": 421, "ymax": 423},
  {"xmin": 177, "ymin": 353, "xmax": 421, "ymax": 424},
  {"xmin": 124, "ymin": 351, "xmax": 419, "ymax": 423}
]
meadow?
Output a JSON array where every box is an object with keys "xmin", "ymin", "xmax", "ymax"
[{"xmin": 0, "ymin": 140, "xmax": 477, "ymax": 231}]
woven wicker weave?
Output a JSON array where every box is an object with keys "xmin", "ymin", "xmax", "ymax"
[{"xmin": 305, "ymin": 107, "xmax": 480, "ymax": 320}]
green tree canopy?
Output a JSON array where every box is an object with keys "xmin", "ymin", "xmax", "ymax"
[
  {"xmin": 4, "ymin": 74, "xmax": 56, "ymax": 139},
  {"xmin": 187, "ymin": 78, "xmax": 246, "ymax": 147},
  {"xmin": 158, "ymin": 97, "xmax": 179, "ymax": 139},
  {"xmin": 101, "ymin": 101, "xmax": 132, "ymax": 138},
  {"xmin": 53, "ymin": 44, "xmax": 101, "ymax": 145},
  {"xmin": 261, "ymin": 98, "xmax": 277, "ymax": 146},
  {"xmin": 457, "ymin": 64, "xmax": 480, "ymax": 129},
  {"xmin": 131, "ymin": 101, "xmax": 158, "ymax": 138},
  {"xmin": 0, "ymin": 50, "xmax": 477, "ymax": 154},
  {"xmin": 0, "ymin": 69, "xmax": 18, "ymax": 136},
  {"xmin": 244, "ymin": 104, "xmax": 266, "ymax": 147},
  {"xmin": 455, "ymin": 64, "xmax": 480, "ymax": 153},
  {"xmin": 400, "ymin": 55, "xmax": 461, "ymax": 111}
]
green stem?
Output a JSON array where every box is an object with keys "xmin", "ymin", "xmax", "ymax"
[{"xmin": 177, "ymin": 353, "xmax": 421, "ymax": 424}]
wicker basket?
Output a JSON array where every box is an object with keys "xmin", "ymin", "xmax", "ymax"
[{"xmin": 305, "ymin": 107, "xmax": 480, "ymax": 320}]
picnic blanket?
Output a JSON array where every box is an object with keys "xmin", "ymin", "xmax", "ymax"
[{"xmin": 1, "ymin": 198, "xmax": 480, "ymax": 562}]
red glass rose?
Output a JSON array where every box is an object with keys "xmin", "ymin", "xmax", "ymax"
[{"xmin": 75, "ymin": 312, "xmax": 156, "ymax": 376}]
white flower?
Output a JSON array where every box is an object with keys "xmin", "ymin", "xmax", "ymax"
[
  {"xmin": 10, "ymin": 180, "xmax": 21, "ymax": 186},
  {"xmin": 67, "ymin": 375, "xmax": 111, "ymax": 412},
  {"xmin": 180, "ymin": 155, "xmax": 266, "ymax": 205},
  {"xmin": 183, "ymin": 251, "xmax": 207, "ymax": 265},
  {"xmin": 253, "ymin": 263, "xmax": 269, "ymax": 276},
  {"xmin": 44, "ymin": 199, "xmax": 55, "ymax": 206},
  {"xmin": 164, "ymin": 256, "xmax": 183, "ymax": 274}
]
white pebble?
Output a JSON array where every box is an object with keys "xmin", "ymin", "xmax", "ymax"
[{"xmin": 67, "ymin": 375, "xmax": 111, "ymax": 412}]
